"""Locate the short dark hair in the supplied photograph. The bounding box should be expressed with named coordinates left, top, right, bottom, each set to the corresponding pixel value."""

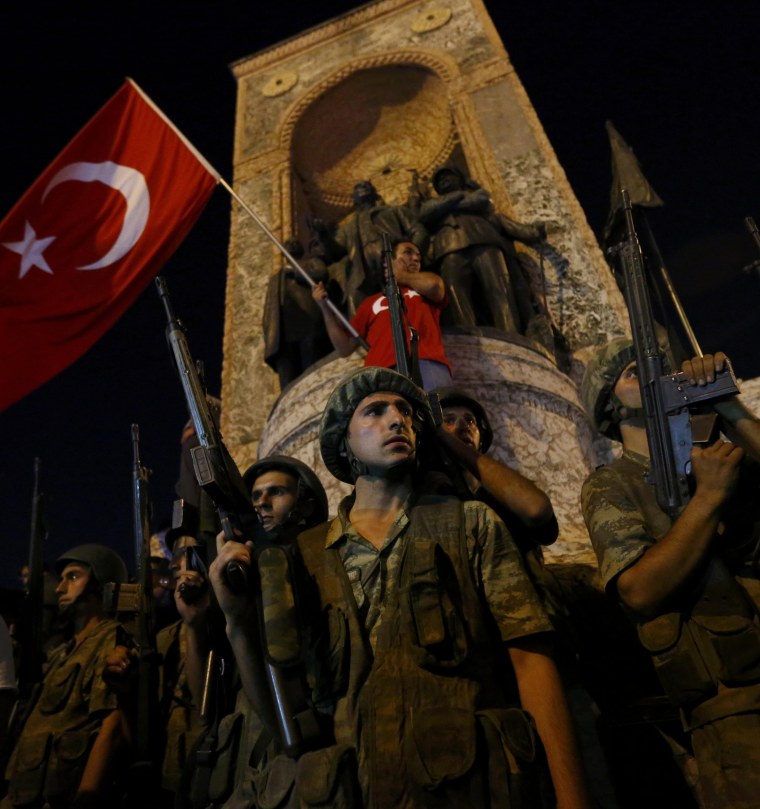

left=390, top=237, right=419, bottom=258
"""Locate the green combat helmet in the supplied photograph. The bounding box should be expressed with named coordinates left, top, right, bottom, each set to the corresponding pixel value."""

left=55, top=543, right=128, bottom=588
left=320, top=367, right=430, bottom=483
left=242, top=454, right=329, bottom=526
left=431, top=386, right=494, bottom=452
left=581, top=338, right=635, bottom=440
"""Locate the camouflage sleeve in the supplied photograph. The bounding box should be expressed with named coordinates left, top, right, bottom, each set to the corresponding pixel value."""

left=581, top=466, right=653, bottom=592
left=463, top=500, right=553, bottom=642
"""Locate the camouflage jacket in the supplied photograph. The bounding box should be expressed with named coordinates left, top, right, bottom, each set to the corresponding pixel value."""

left=297, top=494, right=553, bottom=809
left=4, top=618, right=121, bottom=807
left=581, top=450, right=760, bottom=716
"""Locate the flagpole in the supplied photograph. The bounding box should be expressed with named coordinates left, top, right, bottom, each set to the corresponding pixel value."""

left=218, top=177, right=370, bottom=350
left=128, top=78, right=368, bottom=350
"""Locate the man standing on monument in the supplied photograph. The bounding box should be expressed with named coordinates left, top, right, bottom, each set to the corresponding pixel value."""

left=312, top=239, right=452, bottom=391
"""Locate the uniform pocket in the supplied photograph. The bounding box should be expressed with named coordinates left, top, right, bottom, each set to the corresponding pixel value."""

left=254, top=753, right=297, bottom=809
left=406, top=544, right=470, bottom=670
left=691, top=614, right=760, bottom=686
left=637, top=612, right=715, bottom=705
left=405, top=706, right=476, bottom=788
left=295, top=744, right=362, bottom=809
left=7, top=732, right=52, bottom=807
left=207, top=711, right=245, bottom=802
left=478, top=708, right=554, bottom=809
left=45, top=730, right=94, bottom=804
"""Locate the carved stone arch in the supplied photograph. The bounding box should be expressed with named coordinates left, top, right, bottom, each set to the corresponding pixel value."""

left=281, top=50, right=461, bottom=228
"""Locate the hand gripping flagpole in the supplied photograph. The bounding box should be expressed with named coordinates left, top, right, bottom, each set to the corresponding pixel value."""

left=217, top=178, right=369, bottom=350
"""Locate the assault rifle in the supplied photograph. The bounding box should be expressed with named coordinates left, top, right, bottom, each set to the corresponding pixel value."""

left=381, top=233, right=422, bottom=387
left=17, top=458, right=45, bottom=697
left=127, top=424, right=161, bottom=796
left=617, top=190, right=739, bottom=516
left=156, top=276, right=323, bottom=759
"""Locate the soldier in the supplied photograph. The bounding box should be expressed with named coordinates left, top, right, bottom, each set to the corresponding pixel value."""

left=581, top=340, right=760, bottom=809
left=312, top=239, right=452, bottom=391
left=214, top=367, right=591, bottom=808
left=151, top=533, right=208, bottom=801
left=433, top=385, right=558, bottom=551
left=3, top=544, right=128, bottom=809
left=312, top=180, right=427, bottom=315
left=189, top=455, right=329, bottom=808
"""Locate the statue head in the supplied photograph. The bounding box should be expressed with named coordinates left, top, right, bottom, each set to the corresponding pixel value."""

left=352, top=180, right=381, bottom=209
left=432, top=164, right=466, bottom=195
left=283, top=237, right=305, bottom=259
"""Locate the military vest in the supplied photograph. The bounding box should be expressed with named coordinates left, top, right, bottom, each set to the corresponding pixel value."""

left=297, top=496, right=551, bottom=809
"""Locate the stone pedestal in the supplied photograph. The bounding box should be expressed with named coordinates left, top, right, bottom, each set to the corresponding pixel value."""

left=258, top=333, right=600, bottom=564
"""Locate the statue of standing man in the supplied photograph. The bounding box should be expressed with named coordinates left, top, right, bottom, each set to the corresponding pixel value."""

left=420, top=164, right=545, bottom=334
left=313, top=180, right=427, bottom=316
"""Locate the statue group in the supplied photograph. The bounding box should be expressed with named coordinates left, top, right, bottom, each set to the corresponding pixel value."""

left=263, top=163, right=550, bottom=388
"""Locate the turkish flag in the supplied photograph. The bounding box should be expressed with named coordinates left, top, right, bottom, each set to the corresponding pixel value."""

left=0, top=79, right=219, bottom=411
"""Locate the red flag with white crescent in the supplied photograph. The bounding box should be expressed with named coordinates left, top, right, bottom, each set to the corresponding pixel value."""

left=0, top=79, right=219, bottom=411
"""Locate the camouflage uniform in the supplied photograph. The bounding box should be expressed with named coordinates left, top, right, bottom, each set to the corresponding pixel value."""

left=156, top=619, right=204, bottom=796
left=295, top=492, right=554, bottom=809
left=582, top=449, right=760, bottom=809
left=3, top=618, right=121, bottom=808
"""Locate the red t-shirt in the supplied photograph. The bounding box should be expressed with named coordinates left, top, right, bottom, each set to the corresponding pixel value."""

left=351, top=286, right=450, bottom=371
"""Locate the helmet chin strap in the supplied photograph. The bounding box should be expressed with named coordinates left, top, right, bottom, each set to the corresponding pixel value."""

left=609, top=392, right=646, bottom=425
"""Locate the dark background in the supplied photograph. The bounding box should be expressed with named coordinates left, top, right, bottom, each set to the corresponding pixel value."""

left=1, top=0, right=759, bottom=588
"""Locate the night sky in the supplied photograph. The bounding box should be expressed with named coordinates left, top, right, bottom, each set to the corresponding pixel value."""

left=1, top=1, right=759, bottom=589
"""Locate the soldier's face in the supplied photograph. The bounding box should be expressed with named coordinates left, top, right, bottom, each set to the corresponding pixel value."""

left=251, top=470, right=300, bottom=531
left=55, top=563, right=92, bottom=608
left=614, top=362, right=643, bottom=411
left=347, top=391, right=416, bottom=473
left=442, top=406, right=481, bottom=450
left=393, top=242, right=421, bottom=274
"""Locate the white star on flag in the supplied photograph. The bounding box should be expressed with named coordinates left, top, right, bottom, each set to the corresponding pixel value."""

left=3, top=221, right=55, bottom=278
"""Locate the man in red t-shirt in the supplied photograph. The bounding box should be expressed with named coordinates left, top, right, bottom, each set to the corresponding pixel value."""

left=312, top=240, right=453, bottom=390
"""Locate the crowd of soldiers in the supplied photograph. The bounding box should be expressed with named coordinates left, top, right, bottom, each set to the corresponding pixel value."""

left=2, top=164, right=760, bottom=809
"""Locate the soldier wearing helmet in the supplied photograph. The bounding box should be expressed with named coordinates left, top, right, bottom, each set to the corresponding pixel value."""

left=218, top=366, right=591, bottom=808
left=3, top=544, right=128, bottom=808
left=180, top=455, right=329, bottom=808
left=433, top=386, right=558, bottom=552
left=581, top=343, right=760, bottom=808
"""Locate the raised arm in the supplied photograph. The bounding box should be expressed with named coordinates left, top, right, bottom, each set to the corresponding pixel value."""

left=312, top=281, right=360, bottom=357
left=395, top=267, right=446, bottom=303
left=611, top=439, right=743, bottom=617
left=436, top=427, right=556, bottom=530
left=209, top=534, right=278, bottom=735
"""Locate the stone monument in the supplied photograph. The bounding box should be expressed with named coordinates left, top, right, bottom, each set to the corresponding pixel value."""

left=222, top=0, right=632, bottom=563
